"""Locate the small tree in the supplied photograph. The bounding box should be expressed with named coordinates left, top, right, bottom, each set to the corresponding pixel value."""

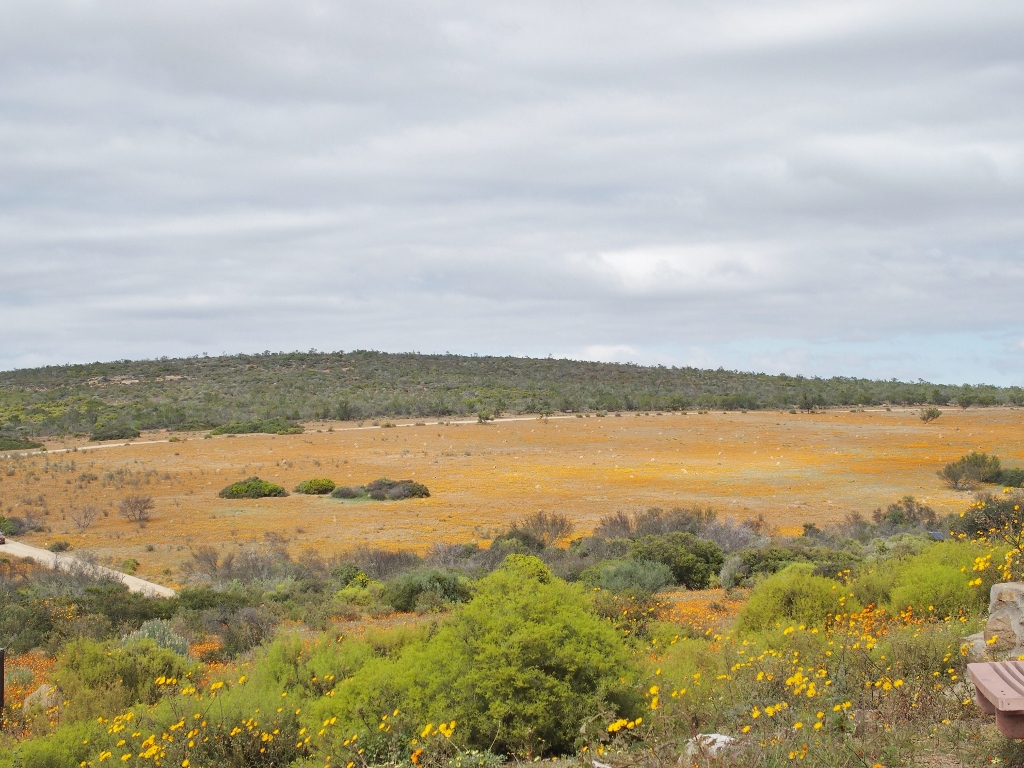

left=69, top=504, right=99, bottom=531
left=119, top=494, right=154, bottom=525
left=919, top=407, right=942, bottom=423
left=940, top=452, right=1002, bottom=490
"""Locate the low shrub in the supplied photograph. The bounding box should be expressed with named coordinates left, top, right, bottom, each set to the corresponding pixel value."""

left=219, top=476, right=288, bottom=499
left=939, top=451, right=1003, bottom=489
left=330, top=485, right=365, bottom=499
left=123, top=618, right=189, bottom=656
left=364, top=477, right=430, bottom=500
left=89, top=422, right=140, bottom=442
left=209, top=419, right=304, bottom=435
left=52, top=637, right=192, bottom=723
left=0, top=436, right=43, bottom=450
left=295, top=478, right=336, bottom=494
left=48, top=540, right=71, bottom=553
left=1000, top=467, right=1024, bottom=487
left=120, top=558, right=139, bottom=573
left=580, top=558, right=673, bottom=594
left=885, top=541, right=993, bottom=617
left=627, top=532, right=724, bottom=589
left=872, top=495, right=937, bottom=527
left=736, top=563, right=854, bottom=632
left=382, top=569, right=473, bottom=612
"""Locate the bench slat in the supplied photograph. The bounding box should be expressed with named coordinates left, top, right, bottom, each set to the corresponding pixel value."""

left=969, top=662, right=1024, bottom=713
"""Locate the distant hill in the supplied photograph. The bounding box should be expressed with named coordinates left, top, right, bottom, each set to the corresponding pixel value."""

left=1, top=350, right=1020, bottom=439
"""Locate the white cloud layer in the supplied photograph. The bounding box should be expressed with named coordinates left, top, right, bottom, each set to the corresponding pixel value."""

left=2, top=0, right=1024, bottom=383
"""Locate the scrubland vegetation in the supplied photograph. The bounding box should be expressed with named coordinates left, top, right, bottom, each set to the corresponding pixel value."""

left=1, top=351, right=1022, bottom=440
left=4, top=484, right=1024, bottom=767
left=2, top=363, right=1023, bottom=766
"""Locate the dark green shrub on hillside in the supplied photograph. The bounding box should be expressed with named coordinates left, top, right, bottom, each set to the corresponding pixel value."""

left=0, top=436, right=43, bottom=450
left=316, top=555, right=639, bottom=756
left=628, top=532, right=724, bottom=589
left=0, top=515, right=18, bottom=535
left=736, top=564, right=854, bottom=632
left=48, top=540, right=71, bottom=552
left=52, top=637, right=193, bottom=723
left=89, top=421, right=140, bottom=441
left=209, top=419, right=304, bottom=435
left=296, top=478, right=336, bottom=494
left=940, top=451, right=1002, bottom=489
left=219, top=476, right=288, bottom=499
left=382, top=569, right=472, bottom=612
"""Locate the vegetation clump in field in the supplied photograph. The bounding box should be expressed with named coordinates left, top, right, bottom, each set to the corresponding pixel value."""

left=939, top=451, right=1024, bottom=489
left=330, top=478, right=430, bottom=500
left=88, top=420, right=140, bottom=441
left=209, top=418, right=303, bottom=435
left=0, top=436, right=43, bottom=450
left=218, top=476, right=288, bottom=499
left=295, top=477, right=336, bottom=494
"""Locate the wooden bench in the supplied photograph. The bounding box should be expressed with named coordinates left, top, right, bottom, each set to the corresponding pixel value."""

left=968, top=661, right=1024, bottom=738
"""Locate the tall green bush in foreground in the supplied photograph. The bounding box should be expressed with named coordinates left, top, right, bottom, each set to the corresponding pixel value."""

left=317, top=555, right=638, bottom=757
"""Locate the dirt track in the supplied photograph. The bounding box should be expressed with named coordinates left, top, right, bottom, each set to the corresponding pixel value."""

left=0, top=538, right=176, bottom=597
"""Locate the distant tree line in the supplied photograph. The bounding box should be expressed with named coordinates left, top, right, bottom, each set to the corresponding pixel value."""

left=0, top=350, right=1021, bottom=438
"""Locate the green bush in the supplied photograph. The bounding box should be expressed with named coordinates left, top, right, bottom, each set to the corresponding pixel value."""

left=209, top=419, right=304, bottom=435
left=1000, top=468, right=1024, bottom=487
left=0, top=436, right=43, bottom=450
left=580, top=558, right=673, bottom=594
left=123, top=618, right=189, bottom=656
left=218, top=476, right=288, bottom=499
left=330, top=485, right=365, bottom=499
left=48, top=540, right=71, bottom=552
left=296, top=477, right=337, bottom=494
left=885, top=541, right=991, bottom=618
left=940, top=451, right=1003, bottom=489
left=0, top=721, right=105, bottom=768
left=382, top=569, right=472, bottom=612
left=737, top=564, right=854, bottom=632
left=316, top=555, right=639, bottom=756
left=872, top=496, right=937, bottom=527
left=89, top=421, right=140, bottom=442
left=0, top=515, right=17, bottom=535
left=364, top=477, right=430, bottom=500
left=627, top=532, right=724, bottom=589
left=51, top=637, right=192, bottom=723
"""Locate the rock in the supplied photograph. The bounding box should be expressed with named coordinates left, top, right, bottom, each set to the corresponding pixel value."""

left=682, top=733, right=739, bottom=761
left=962, top=631, right=987, bottom=662
left=985, top=583, right=1024, bottom=660
left=22, top=683, right=59, bottom=712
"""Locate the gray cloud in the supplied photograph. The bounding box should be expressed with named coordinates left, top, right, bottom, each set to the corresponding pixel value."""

left=2, top=0, right=1023, bottom=383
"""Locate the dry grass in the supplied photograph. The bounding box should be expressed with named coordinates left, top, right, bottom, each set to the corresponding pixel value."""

left=2, top=407, right=1022, bottom=586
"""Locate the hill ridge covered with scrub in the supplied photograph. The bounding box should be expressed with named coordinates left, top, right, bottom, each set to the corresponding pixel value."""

left=2, top=350, right=1022, bottom=439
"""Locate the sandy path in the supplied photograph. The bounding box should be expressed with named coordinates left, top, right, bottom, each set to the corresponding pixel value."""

left=0, top=538, right=176, bottom=598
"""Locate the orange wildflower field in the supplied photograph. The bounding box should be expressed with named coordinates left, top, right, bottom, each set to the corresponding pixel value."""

left=2, top=407, right=1022, bottom=587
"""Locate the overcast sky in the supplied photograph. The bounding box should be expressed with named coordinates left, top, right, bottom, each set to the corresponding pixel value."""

left=2, top=1, right=1023, bottom=384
